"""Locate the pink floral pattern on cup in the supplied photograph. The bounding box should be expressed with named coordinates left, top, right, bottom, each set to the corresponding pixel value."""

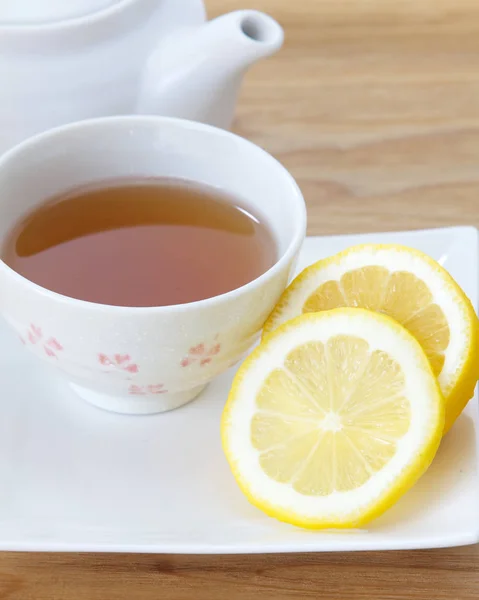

left=180, top=338, right=221, bottom=367
left=21, top=324, right=63, bottom=359
left=98, top=353, right=139, bottom=374
left=129, top=384, right=167, bottom=396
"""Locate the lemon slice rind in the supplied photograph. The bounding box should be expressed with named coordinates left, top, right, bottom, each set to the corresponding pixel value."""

left=263, top=244, right=479, bottom=433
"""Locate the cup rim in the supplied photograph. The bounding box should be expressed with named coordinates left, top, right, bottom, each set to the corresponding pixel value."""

left=0, top=115, right=307, bottom=314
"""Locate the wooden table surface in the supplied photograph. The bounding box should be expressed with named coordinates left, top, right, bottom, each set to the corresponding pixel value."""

left=3, top=0, right=479, bottom=598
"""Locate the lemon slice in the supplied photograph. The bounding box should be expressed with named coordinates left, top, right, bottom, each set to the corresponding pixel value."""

left=263, top=244, right=479, bottom=433
left=222, top=309, right=444, bottom=528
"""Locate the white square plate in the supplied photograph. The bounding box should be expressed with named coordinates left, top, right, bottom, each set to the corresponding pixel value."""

left=1, top=227, right=478, bottom=553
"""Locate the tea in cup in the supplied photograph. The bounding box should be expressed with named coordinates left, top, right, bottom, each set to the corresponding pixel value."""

left=3, top=178, right=278, bottom=307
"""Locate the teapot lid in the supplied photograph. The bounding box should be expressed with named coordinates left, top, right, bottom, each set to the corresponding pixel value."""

left=0, top=0, right=120, bottom=25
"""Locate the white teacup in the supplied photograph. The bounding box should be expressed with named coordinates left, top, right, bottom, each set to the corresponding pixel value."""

left=0, top=116, right=306, bottom=414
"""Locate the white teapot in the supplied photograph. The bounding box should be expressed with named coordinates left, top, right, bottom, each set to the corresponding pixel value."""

left=0, top=0, right=283, bottom=154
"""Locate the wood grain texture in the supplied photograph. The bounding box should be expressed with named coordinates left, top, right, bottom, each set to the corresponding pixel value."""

left=2, top=1, right=479, bottom=598
left=224, top=0, right=479, bottom=235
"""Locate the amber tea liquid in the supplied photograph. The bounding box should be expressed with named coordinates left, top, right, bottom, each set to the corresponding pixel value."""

left=2, top=178, right=277, bottom=307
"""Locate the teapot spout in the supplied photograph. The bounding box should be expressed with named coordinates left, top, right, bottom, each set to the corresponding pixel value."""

left=136, top=10, right=284, bottom=130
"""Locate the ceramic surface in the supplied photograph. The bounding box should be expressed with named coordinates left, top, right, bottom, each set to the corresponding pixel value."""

left=0, top=116, right=306, bottom=413
left=0, top=0, right=118, bottom=23
left=0, top=0, right=283, bottom=153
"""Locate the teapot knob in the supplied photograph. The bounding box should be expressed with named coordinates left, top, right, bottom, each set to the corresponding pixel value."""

left=0, top=0, right=117, bottom=24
